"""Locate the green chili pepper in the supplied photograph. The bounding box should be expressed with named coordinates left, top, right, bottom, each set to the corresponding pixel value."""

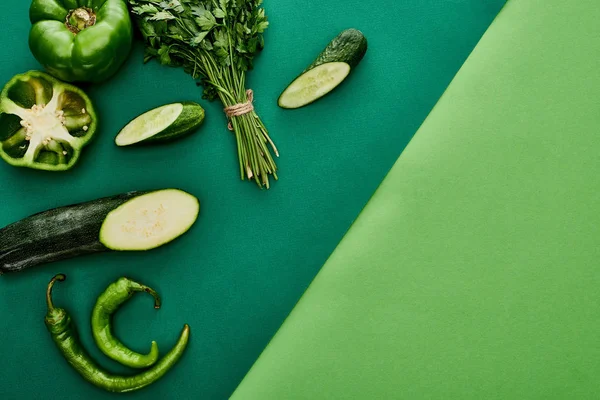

left=0, top=71, right=97, bottom=171
left=92, top=277, right=162, bottom=368
left=29, top=0, right=133, bottom=83
left=45, top=274, right=190, bottom=393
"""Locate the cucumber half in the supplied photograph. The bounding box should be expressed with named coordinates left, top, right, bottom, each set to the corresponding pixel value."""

left=0, top=189, right=200, bottom=275
left=115, top=102, right=205, bottom=146
left=278, top=63, right=351, bottom=109
left=278, top=29, right=367, bottom=109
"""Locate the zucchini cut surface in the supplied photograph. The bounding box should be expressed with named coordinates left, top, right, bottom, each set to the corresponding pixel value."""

left=278, top=62, right=351, bottom=109
left=99, top=189, right=199, bottom=251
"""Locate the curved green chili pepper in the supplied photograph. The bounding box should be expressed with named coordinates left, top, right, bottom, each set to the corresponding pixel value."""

left=45, top=274, right=190, bottom=393
left=91, top=277, right=161, bottom=368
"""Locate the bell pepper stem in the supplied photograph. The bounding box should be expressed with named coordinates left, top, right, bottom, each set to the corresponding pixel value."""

left=47, top=274, right=66, bottom=312
left=66, top=8, right=97, bottom=34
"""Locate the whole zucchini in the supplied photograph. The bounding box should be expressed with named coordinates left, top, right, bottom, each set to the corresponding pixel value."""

left=0, top=189, right=200, bottom=274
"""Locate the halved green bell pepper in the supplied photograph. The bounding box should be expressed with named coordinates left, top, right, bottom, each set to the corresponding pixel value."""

left=0, top=71, right=97, bottom=171
left=29, top=0, right=133, bottom=83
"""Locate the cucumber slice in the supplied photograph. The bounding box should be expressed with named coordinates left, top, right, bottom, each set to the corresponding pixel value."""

left=278, top=29, right=367, bottom=109
left=100, top=189, right=199, bottom=251
left=278, top=63, right=351, bottom=109
left=115, top=102, right=204, bottom=146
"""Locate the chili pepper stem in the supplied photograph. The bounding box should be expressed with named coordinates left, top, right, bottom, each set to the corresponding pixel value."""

left=145, top=287, right=161, bottom=309
left=46, top=274, right=66, bottom=311
left=128, top=281, right=161, bottom=309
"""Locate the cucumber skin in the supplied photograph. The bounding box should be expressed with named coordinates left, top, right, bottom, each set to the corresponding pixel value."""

left=278, top=29, right=368, bottom=109
left=0, top=191, right=149, bottom=275
left=119, top=102, right=205, bottom=146
left=307, top=29, right=368, bottom=71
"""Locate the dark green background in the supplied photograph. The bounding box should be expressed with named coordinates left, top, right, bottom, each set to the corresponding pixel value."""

left=0, top=1, right=504, bottom=399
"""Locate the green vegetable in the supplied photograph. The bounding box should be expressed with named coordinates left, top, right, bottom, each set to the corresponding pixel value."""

left=29, top=0, right=133, bottom=83
left=45, top=274, right=190, bottom=393
left=278, top=29, right=368, bottom=109
left=115, top=102, right=205, bottom=146
left=0, top=70, right=97, bottom=171
left=128, top=0, right=279, bottom=188
left=92, top=277, right=162, bottom=369
left=99, top=189, right=199, bottom=251
left=0, top=189, right=200, bottom=275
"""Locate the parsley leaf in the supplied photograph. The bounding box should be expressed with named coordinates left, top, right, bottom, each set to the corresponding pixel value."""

left=195, top=10, right=216, bottom=30
left=132, top=4, right=158, bottom=14
left=149, top=11, right=176, bottom=21
left=190, top=31, right=210, bottom=47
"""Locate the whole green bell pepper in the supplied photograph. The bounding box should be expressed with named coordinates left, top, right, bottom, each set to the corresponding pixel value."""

left=29, top=0, right=133, bottom=83
left=0, top=71, right=98, bottom=171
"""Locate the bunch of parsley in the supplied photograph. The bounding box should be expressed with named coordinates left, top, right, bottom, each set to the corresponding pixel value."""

left=128, top=0, right=278, bottom=188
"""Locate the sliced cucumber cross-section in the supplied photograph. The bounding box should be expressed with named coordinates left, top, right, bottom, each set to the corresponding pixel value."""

left=278, top=29, right=367, bottom=109
left=278, top=62, right=351, bottom=109
left=115, top=102, right=205, bottom=146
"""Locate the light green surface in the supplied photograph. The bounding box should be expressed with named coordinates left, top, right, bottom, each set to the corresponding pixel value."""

left=0, top=1, right=504, bottom=399
left=232, top=0, right=600, bottom=398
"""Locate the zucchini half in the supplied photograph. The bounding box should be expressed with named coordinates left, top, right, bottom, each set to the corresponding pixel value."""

left=0, top=189, right=199, bottom=275
left=278, top=29, right=368, bottom=109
